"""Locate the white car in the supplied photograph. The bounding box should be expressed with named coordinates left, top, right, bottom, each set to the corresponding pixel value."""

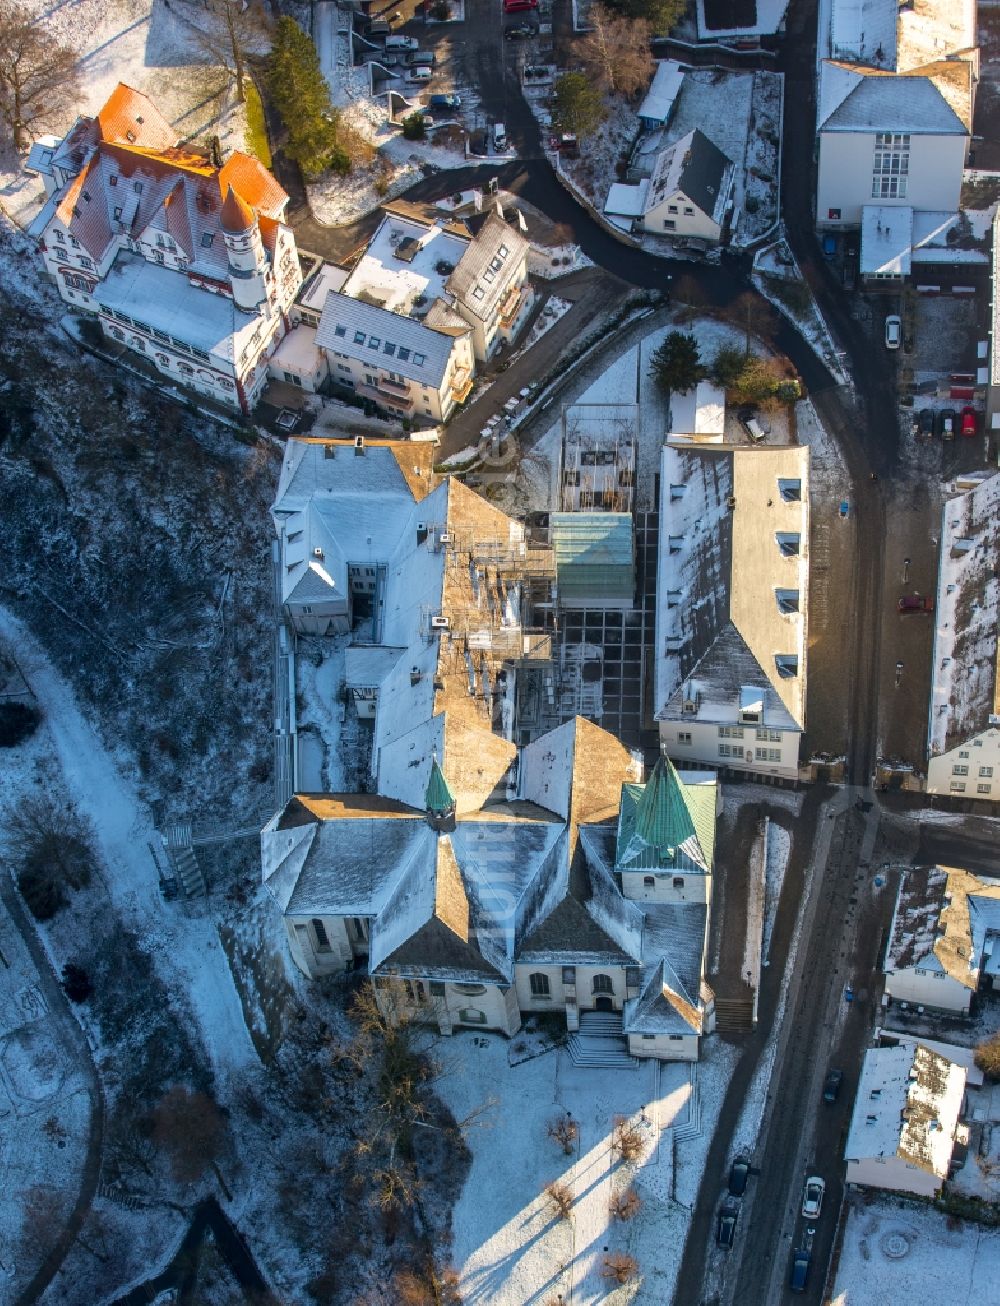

left=884, top=314, right=901, bottom=350
left=406, top=66, right=432, bottom=82
left=802, top=1176, right=825, bottom=1220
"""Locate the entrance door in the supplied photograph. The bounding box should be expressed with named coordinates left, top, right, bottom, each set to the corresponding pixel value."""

left=594, top=995, right=614, bottom=1012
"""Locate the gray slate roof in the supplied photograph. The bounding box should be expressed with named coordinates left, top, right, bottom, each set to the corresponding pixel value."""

left=647, top=129, right=732, bottom=222
left=316, top=290, right=459, bottom=387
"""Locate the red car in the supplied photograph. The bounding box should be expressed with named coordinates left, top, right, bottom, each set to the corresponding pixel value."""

left=503, top=0, right=538, bottom=10
left=898, top=595, right=933, bottom=613
left=961, top=406, right=977, bottom=437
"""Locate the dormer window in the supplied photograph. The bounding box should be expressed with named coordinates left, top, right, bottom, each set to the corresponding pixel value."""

left=201, top=232, right=215, bottom=248
left=126, top=130, right=136, bottom=143
left=472, top=286, right=485, bottom=300
left=775, top=655, right=799, bottom=678
left=778, top=478, right=801, bottom=501
left=109, top=175, right=118, bottom=187
left=133, top=180, right=143, bottom=194
left=776, top=589, right=799, bottom=614
left=334, top=325, right=346, bottom=338
left=668, top=535, right=683, bottom=554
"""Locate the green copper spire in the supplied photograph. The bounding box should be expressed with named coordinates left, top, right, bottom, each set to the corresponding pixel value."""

left=425, top=757, right=455, bottom=816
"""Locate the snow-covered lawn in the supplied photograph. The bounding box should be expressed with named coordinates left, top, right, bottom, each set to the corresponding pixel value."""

left=831, top=1197, right=1000, bottom=1305
left=752, top=236, right=850, bottom=385
left=1, top=0, right=253, bottom=229
left=436, top=1033, right=739, bottom=1304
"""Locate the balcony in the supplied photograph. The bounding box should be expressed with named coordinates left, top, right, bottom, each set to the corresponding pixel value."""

left=450, top=368, right=473, bottom=403
left=379, top=375, right=411, bottom=394
left=357, top=382, right=414, bottom=413
left=497, top=285, right=525, bottom=329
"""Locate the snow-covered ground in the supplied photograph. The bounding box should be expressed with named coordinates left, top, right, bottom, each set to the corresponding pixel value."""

left=763, top=820, right=790, bottom=963
left=831, top=1197, right=1000, bottom=1305
left=0, top=0, right=253, bottom=229
left=753, top=235, right=851, bottom=385
left=436, top=1032, right=739, bottom=1304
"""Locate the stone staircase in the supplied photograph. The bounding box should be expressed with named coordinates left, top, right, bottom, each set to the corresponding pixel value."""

left=567, top=1011, right=639, bottom=1070
left=162, top=821, right=208, bottom=897
left=714, top=995, right=755, bottom=1034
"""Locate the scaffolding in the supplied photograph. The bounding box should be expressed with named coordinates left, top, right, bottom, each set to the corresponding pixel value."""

left=559, top=403, right=639, bottom=514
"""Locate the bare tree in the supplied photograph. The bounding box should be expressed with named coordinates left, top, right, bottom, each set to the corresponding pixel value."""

left=544, top=1180, right=574, bottom=1220
left=0, top=2, right=79, bottom=150
left=150, top=1086, right=226, bottom=1184
left=603, top=1251, right=639, bottom=1284
left=578, top=4, right=653, bottom=98
left=183, top=0, right=271, bottom=104
left=547, top=1113, right=579, bottom=1155
left=611, top=1115, right=646, bottom=1163
left=8, top=793, right=98, bottom=920
left=609, top=1185, right=642, bottom=1220
left=394, top=1260, right=462, bottom=1305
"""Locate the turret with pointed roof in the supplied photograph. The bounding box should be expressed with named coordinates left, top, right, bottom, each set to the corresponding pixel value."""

left=425, top=757, right=456, bottom=832
left=615, top=756, right=714, bottom=876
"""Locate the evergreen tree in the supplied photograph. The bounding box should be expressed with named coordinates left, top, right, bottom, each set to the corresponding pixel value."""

left=268, top=18, right=342, bottom=178
left=649, top=332, right=705, bottom=395
left=552, top=73, right=605, bottom=138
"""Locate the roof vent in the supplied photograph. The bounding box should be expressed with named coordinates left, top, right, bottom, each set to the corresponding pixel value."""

left=324, top=445, right=336, bottom=459
left=354, top=435, right=365, bottom=455
left=313, top=547, right=324, bottom=559
left=417, top=522, right=428, bottom=546
left=410, top=666, right=422, bottom=686
left=431, top=615, right=450, bottom=630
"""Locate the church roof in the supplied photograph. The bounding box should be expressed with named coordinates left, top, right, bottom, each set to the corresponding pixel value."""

left=616, top=757, right=714, bottom=874
left=425, top=758, right=455, bottom=814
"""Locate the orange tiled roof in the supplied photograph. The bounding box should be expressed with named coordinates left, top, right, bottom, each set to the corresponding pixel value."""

left=221, top=184, right=254, bottom=233
left=219, top=153, right=288, bottom=217
left=96, top=84, right=176, bottom=150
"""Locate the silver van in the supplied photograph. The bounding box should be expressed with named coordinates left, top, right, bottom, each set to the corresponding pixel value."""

left=493, top=121, right=508, bottom=152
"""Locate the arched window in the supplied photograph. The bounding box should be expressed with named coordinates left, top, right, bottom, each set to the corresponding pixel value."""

left=529, top=973, right=550, bottom=997
left=592, top=974, right=614, bottom=995
left=458, top=1007, right=487, bottom=1024
left=643, top=875, right=655, bottom=887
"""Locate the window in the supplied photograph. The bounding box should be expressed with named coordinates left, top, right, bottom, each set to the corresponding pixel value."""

left=683, top=206, right=694, bottom=215
left=777, top=533, right=800, bottom=556
left=643, top=876, right=655, bottom=887
left=776, top=589, right=799, bottom=614
left=718, top=726, right=744, bottom=739
left=201, top=232, right=215, bottom=248
left=55, top=229, right=65, bottom=242
left=113, top=206, right=123, bottom=220
left=667, top=204, right=679, bottom=214
left=383, top=342, right=396, bottom=355
left=133, top=180, right=143, bottom=194
left=677, top=731, right=692, bottom=745
left=458, top=1007, right=487, bottom=1024
left=672, top=875, right=685, bottom=889
left=109, top=175, right=118, bottom=187
left=951, top=781, right=966, bottom=793
left=472, top=285, right=486, bottom=300
left=643, top=1034, right=656, bottom=1041
left=663, top=219, right=676, bottom=231
left=778, top=478, right=801, bottom=501
left=529, top=973, right=550, bottom=997
left=368, top=336, right=380, bottom=349
left=755, top=747, right=782, bottom=761
left=953, top=764, right=969, bottom=776
left=483, top=268, right=495, bottom=283
left=562, top=967, right=576, bottom=985
left=592, top=974, right=614, bottom=994
left=333, top=324, right=346, bottom=338
left=398, top=347, right=411, bottom=362
left=669, top=1034, right=684, bottom=1041
left=353, top=330, right=366, bottom=344
left=719, top=744, right=734, bottom=758
left=498, top=243, right=509, bottom=257
left=980, top=767, right=993, bottom=778
left=871, top=133, right=909, bottom=200
left=311, top=918, right=331, bottom=951
left=959, top=750, right=970, bottom=758
left=756, top=728, right=781, bottom=742
left=775, top=655, right=799, bottom=679
left=413, top=352, right=426, bottom=366
left=977, top=783, right=992, bottom=794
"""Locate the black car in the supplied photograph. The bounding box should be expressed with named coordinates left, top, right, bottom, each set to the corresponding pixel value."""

left=790, top=1247, right=810, bottom=1293
left=823, top=1068, right=844, bottom=1103
left=728, top=1157, right=749, bottom=1197
left=505, top=23, right=537, bottom=37
left=468, top=129, right=488, bottom=156
left=716, top=1196, right=740, bottom=1248
left=918, top=408, right=934, bottom=437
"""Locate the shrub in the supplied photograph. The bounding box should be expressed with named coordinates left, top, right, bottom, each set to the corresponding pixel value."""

left=0, top=701, right=40, bottom=747
left=402, top=112, right=426, bottom=141
left=603, top=1251, right=639, bottom=1283
left=610, top=1185, right=642, bottom=1220
left=611, top=1116, right=645, bottom=1163
left=975, top=1032, right=1000, bottom=1082
left=61, top=963, right=93, bottom=1003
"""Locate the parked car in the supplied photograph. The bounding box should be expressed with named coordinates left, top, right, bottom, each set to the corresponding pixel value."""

left=503, top=0, right=539, bottom=9
left=823, top=1068, right=844, bottom=1102
left=961, top=406, right=977, bottom=437
left=492, top=121, right=508, bottom=152
left=839, top=499, right=850, bottom=519
left=428, top=92, right=461, bottom=109
left=937, top=408, right=956, bottom=441
left=406, top=50, right=436, bottom=67
left=918, top=408, right=934, bottom=437
left=728, top=1157, right=749, bottom=1197
left=716, top=1196, right=740, bottom=1248
left=898, top=594, right=933, bottom=613
left=468, top=129, right=488, bottom=156
left=802, top=1176, right=825, bottom=1220
left=406, top=66, right=433, bottom=82
left=385, top=34, right=419, bottom=50
left=884, top=314, right=902, bottom=349
left=505, top=22, right=537, bottom=37
left=790, top=1248, right=811, bottom=1293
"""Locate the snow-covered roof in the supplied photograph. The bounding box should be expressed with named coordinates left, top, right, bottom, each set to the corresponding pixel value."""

left=646, top=129, right=733, bottom=225
left=638, top=61, right=686, bottom=125
left=316, top=291, right=461, bottom=389
left=887, top=865, right=1000, bottom=989
left=895, top=0, right=977, bottom=74
left=845, top=1042, right=967, bottom=1181
left=343, top=207, right=470, bottom=317
left=828, top=0, right=898, bottom=68
left=667, top=380, right=726, bottom=441
left=860, top=206, right=913, bottom=277
left=94, top=256, right=266, bottom=363
left=272, top=323, right=321, bottom=375
left=446, top=212, right=530, bottom=327
left=298, top=261, right=348, bottom=314
left=819, top=65, right=970, bottom=134
left=654, top=443, right=809, bottom=731
left=928, top=472, right=1000, bottom=755
left=604, top=181, right=650, bottom=220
